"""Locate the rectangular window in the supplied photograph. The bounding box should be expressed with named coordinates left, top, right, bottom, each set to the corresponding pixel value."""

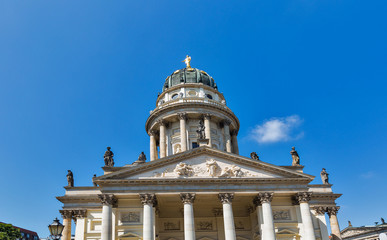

left=192, top=142, right=199, bottom=149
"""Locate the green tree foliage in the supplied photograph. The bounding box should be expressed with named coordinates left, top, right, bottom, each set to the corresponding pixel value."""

left=0, top=223, right=21, bottom=240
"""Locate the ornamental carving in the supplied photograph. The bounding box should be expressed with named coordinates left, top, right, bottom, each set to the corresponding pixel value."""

left=314, top=206, right=327, bottom=215
left=218, top=193, right=234, bottom=204
left=223, top=119, right=231, bottom=126
left=157, top=119, right=166, bottom=126
left=296, top=192, right=312, bottom=203
left=121, top=212, right=140, bottom=223
left=98, top=194, right=117, bottom=206
left=177, top=112, right=187, bottom=120
left=219, top=165, right=244, bottom=178
left=73, top=209, right=87, bottom=218
left=149, top=129, right=157, bottom=136
left=206, top=159, right=218, bottom=177
left=255, top=192, right=274, bottom=204
left=139, top=193, right=157, bottom=206
left=212, top=208, right=223, bottom=217
left=273, top=210, right=291, bottom=220
left=174, top=162, right=194, bottom=177
left=327, top=206, right=340, bottom=216
left=197, top=221, right=213, bottom=230
left=180, top=193, right=196, bottom=204
left=59, top=210, right=73, bottom=219
left=203, top=113, right=211, bottom=120
left=164, top=221, right=180, bottom=230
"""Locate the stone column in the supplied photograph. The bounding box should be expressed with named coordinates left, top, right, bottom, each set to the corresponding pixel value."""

left=178, top=113, right=188, bottom=151
left=218, top=193, right=236, bottom=240
left=296, top=192, right=316, bottom=240
left=59, top=210, right=72, bottom=240
left=98, top=194, right=117, bottom=240
left=223, top=119, right=232, bottom=153
left=158, top=120, right=167, bottom=158
left=231, top=130, right=239, bottom=154
left=74, top=210, right=87, bottom=240
left=327, top=207, right=342, bottom=240
left=255, top=192, right=276, bottom=240
left=314, top=207, right=329, bottom=240
left=180, top=193, right=196, bottom=240
left=203, top=114, right=212, bottom=147
left=140, top=194, right=157, bottom=240
left=149, top=130, right=157, bottom=161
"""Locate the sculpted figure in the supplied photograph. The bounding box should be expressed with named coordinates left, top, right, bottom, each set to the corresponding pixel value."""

left=175, top=144, right=181, bottom=154
left=219, top=167, right=233, bottom=178
left=196, top=120, right=206, bottom=139
left=104, top=147, right=114, bottom=167
left=320, top=168, right=329, bottom=184
left=67, top=170, right=74, bottom=187
left=138, top=152, right=146, bottom=162
left=174, top=162, right=193, bottom=177
left=232, top=165, right=243, bottom=177
left=250, top=152, right=260, bottom=161
left=290, top=147, right=300, bottom=166
left=206, top=159, right=218, bottom=177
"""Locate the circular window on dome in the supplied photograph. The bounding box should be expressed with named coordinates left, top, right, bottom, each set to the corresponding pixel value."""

left=206, top=94, right=213, bottom=99
left=188, top=90, right=197, bottom=96
left=171, top=94, right=179, bottom=100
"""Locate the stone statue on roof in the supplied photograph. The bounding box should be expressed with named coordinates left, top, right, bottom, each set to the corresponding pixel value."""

left=290, top=147, right=300, bottom=166
left=104, top=147, right=114, bottom=167
left=321, top=168, right=329, bottom=184
left=67, top=170, right=74, bottom=187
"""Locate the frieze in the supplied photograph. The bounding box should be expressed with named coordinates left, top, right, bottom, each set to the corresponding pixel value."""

left=196, top=221, right=213, bottom=230
left=273, top=210, right=291, bottom=220
left=163, top=220, right=180, bottom=231
left=121, top=212, right=141, bottom=223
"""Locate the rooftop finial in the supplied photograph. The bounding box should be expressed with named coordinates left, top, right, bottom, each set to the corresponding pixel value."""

left=183, top=55, right=192, bottom=68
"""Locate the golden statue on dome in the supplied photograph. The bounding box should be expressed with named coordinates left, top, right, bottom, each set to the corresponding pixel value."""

left=183, top=55, right=192, bottom=68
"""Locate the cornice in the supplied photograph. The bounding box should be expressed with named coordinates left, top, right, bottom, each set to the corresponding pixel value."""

left=56, top=195, right=100, bottom=204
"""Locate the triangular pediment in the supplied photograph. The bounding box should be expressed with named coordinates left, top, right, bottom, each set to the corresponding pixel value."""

left=96, top=147, right=314, bottom=183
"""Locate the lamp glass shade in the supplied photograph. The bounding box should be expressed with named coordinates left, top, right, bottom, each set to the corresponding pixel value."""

left=48, top=218, right=64, bottom=237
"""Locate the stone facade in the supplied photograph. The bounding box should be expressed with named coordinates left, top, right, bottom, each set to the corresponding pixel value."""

left=57, top=59, right=342, bottom=240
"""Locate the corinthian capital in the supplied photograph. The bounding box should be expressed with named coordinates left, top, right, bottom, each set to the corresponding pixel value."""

left=156, top=119, right=166, bottom=126
left=203, top=113, right=211, bottom=120
left=139, top=193, right=157, bottom=206
left=98, top=194, right=117, bottom=206
left=73, top=209, right=87, bottom=218
left=149, top=130, right=157, bottom=136
left=327, top=206, right=340, bottom=216
left=296, top=192, right=312, bottom=203
left=218, top=193, right=234, bottom=204
left=223, top=119, right=231, bottom=126
left=313, top=206, right=327, bottom=215
left=255, top=192, right=274, bottom=204
left=180, top=193, right=196, bottom=204
left=177, top=113, right=187, bottom=120
left=59, top=210, right=73, bottom=219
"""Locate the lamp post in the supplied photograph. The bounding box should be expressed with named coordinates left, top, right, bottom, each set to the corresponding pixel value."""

left=48, top=218, right=64, bottom=240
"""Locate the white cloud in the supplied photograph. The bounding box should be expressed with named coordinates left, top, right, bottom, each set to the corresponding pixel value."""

left=250, top=115, right=304, bottom=143
left=360, top=171, right=376, bottom=179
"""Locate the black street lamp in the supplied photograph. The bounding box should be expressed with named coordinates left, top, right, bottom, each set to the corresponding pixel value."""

left=48, top=218, right=64, bottom=240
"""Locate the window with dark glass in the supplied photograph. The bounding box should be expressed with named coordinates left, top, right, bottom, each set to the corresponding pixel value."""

left=206, top=94, right=213, bottom=99
left=192, top=142, right=199, bottom=149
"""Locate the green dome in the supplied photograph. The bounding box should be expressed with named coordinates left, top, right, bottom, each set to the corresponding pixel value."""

left=162, top=68, right=217, bottom=92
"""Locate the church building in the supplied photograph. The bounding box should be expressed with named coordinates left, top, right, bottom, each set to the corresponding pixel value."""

left=57, top=56, right=342, bottom=240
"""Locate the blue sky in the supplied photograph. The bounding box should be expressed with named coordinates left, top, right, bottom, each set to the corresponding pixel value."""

left=1, top=0, right=386, bottom=237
